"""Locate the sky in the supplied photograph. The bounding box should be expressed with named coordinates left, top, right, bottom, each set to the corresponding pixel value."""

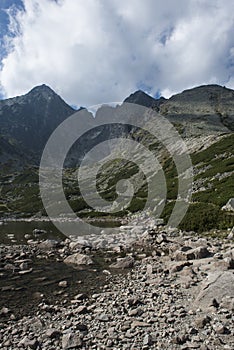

left=1, top=0, right=234, bottom=107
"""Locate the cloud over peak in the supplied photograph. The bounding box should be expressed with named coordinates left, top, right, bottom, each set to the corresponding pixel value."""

left=1, top=0, right=234, bottom=106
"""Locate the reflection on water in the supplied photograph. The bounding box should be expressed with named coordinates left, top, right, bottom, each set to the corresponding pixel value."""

left=0, top=220, right=66, bottom=245
left=0, top=218, right=122, bottom=245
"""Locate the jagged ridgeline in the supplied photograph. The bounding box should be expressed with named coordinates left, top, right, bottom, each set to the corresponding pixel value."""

left=0, top=84, right=233, bottom=232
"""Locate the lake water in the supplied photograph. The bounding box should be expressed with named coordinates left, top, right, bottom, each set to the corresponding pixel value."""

left=0, top=220, right=65, bottom=244
left=0, top=218, right=123, bottom=319
left=0, top=218, right=121, bottom=244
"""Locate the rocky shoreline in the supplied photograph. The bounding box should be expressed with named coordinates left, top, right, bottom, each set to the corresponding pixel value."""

left=0, top=220, right=233, bottom=349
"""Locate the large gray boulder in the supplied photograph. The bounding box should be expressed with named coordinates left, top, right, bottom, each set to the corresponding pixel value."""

left=195, top=271, right=234, bottom=309
left=173, top=246, right=211, bottom=261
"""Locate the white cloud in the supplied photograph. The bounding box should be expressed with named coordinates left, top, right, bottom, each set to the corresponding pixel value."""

left=1, top=0, right=234, bottom=106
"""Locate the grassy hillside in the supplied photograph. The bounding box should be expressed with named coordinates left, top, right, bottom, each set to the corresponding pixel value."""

left=162, top=134, right=234, bottom=232
left=0, top=134, right=233, bottom=233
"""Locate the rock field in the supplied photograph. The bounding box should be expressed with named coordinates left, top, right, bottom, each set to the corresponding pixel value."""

left=0, top=218, right=233, bottom=349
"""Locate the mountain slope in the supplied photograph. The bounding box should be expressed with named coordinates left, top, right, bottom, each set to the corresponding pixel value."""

left=0, top=84, right=233, bottom=232
left=0, top=84, right=75, bottom=166
left=1, top=83, right=234, bottom=170
left=159, top=85, right=234, bottom=135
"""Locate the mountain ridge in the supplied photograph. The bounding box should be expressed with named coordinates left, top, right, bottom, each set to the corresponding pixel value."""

left=0, top=84, right=233, bottom=232
left=0, top=83, right=234, bottom=170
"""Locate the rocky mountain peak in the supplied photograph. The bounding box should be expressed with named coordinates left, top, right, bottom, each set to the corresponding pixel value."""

left=0, top=84, right=75, bottom=162
left=124, top=90, right=166, bottom=110
left=124, top=90, right=157, bottom=108
left=27, top=84, right=59, bottom=100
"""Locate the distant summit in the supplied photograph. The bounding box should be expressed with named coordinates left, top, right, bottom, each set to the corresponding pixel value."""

left=124, top=90, right=157, bottom=108
left=124, top=90, right=166, bottom=110
left=27, top=84, right=58, bottom=99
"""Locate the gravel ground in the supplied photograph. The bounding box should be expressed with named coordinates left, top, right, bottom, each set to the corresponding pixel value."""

left=0, top=220, right=233, bottom=349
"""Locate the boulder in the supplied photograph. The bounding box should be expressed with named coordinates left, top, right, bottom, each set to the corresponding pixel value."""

left=170, top=261, right=192, bottom=273
left=64, top=253, right=93, bottom=266
left=174, top=246, right=211, bottom=261
left=195, top=271, right=234, bottom=309
left=38, top=239, right=59, bottom=250
left=33, top=228, right=47, bottom=235
left=59, top=281, right=68, bottom=288
left=62, top=332, right=82, bottom=349
left=45, top=328, right=61, bottom=339
left=110, top=256, right=134, bottom=269
left=19, top=337, right=39, bottom=349
left=222, top=198, right=234, bottom=212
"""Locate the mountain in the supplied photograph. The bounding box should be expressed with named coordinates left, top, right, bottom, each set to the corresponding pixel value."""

left=124, top=89, right=166, bottom=109
left=1, top=83, right=234, bottom=170
left=0, top=84, right=75, bottom=167
left=159, top=85, right=234, bottom=135
left=0, top=84, right=233, bottom=232
left=124, top=85, right=234, bottom=137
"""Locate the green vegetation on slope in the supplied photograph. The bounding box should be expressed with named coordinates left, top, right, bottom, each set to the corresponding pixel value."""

left=0, top=134, right=233, bottom=233
left=161, top=134, right=234, bottom=232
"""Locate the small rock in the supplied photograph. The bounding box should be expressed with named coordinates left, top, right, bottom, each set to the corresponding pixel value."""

left=33, top=228, right=47, bottom=235
left=62, top=332, right=82, bottom=349
left=213, top=324, right=231, bottom=335
left=59, top=281, right=68, bottom=288
left=19, top=337, right=39, bottom=349
left=96, top=313, right=109, bottom=322
left=156, top=233, right=167, bottom=244
left=143, top=334, right=153, bottom=346
left=19, top=262, right=28, bottom=270
left=131, top=321, right=150, bottom=328
left=76, top=305, right=88, bottom=314
left=194, top=315, right=211, bottom=329
left=38, top=239, right=59, bottom=250
left=171, top=261, right=192, bottom=273
left=174, top=246, right=210, bottom=261
left=45, top=328, right=61, bottom=339
left=18, top=268, right=33, bottom=275
left=0, top=307, right=9, bottom=315
left=74, top=293, right=88, bottom=300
